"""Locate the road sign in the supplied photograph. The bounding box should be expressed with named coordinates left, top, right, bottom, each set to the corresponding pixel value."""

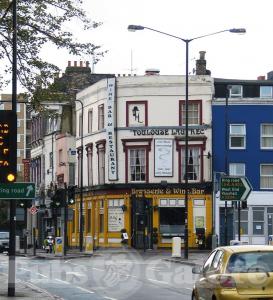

left=29, top=206, right=38, bottom=215
left=220, top=176, right=252, bottom=201
left=0, top=182, right=35, bottom=199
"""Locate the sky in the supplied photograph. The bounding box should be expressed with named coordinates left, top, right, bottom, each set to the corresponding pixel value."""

left=3, top=0, right=273, bottom=94
left=63, top=0, right=273, bottom=80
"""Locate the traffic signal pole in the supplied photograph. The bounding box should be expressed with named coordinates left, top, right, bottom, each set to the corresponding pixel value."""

left=8, top=0, right=17, bottom=296
left=63, top=184, right=68, bottom=256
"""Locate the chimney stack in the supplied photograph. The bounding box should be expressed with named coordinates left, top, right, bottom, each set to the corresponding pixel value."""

left=145, top=68, right=160, bottom=76
left=257, top=75, right=265, bottom=80
left=195, top=51, right=207, bottom=75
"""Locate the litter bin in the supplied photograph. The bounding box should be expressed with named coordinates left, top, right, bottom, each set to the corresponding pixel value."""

left=172, top=237, right=181, bottom=258
left=268, top=235, right=273, bottom=245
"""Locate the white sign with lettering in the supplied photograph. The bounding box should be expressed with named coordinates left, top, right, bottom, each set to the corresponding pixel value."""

left=106, top=78, right=118, bottom=180
left=108, top=207, right=124, bottom=232
left=154, top=139, right=173, bottom=177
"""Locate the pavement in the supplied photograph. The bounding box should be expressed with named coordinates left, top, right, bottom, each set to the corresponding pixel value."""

left=0, top=247, right=210, bottom=299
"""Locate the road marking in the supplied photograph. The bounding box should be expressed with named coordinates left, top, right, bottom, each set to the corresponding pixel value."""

left=104, top=297, right=117, bottom=300
left=147, top=267, right=163, bottom=271
left=148, top=278, right=168, bottom=284
left=55, top=279, right=69, bottom=285
left=19, top=267, right=30, bottom=272
left=77, top=286, right=95, bottom=294
left=66, top=271, right=85, bottom=277
left=36, top=272, right=48, bottom=278
left=92, top=267, right=104, bottom=272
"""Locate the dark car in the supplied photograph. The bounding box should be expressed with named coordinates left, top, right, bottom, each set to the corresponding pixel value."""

left=0, top=232, right=9, bottom=253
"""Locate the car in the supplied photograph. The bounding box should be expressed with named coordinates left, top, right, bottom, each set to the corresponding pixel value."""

left=0, top=232, right=9, bottom=253
left=192, top=245, right=273, bottom=300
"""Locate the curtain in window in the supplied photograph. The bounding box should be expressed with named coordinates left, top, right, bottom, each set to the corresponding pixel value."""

left=182, top=148, right=200, bottom=181
left=130, top=149, right=146, bottom=181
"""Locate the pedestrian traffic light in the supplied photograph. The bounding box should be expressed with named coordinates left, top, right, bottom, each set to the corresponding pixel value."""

left=0, top=111, right=17, bottom=183
left=241, top=201, right=247, bottom=209
left=18, top=199, right=32, bottom=208
left=68, top=185, right=76, bottom=205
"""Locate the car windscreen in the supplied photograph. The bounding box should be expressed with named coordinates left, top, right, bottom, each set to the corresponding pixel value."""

left=227, top=251, right=273, bottom=273
left=0, top=232, right=9, bottom=239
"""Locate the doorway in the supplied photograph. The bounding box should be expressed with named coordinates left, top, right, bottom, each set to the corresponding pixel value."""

left=131, top=196, right=152, bottom=250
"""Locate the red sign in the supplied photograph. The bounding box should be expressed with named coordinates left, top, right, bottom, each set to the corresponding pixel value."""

left=22, top=159, right=30, bottom=182
left=29, top=206, right=38, bottom=215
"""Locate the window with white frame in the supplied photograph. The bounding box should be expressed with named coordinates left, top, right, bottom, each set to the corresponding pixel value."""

left=235, top=209, right=248, bottom=235
left=88, top=109, right=93, bottom=133
left=260, top=86, right=272, bottom=98
left=260, top=164, right=273, bottom=189
left=181, top=147, right=201, bottom=181
left=229, top=124, right=246, bottom=149
left=230, top=85, right=243, bottom=98
left=97, top=143, right=105, bottom=185
left=98, top=104, right=104, bottom=130
left=229, top=163, right=245, bottom=176
left=78, top=114, right=83, bottom=137
left=261, top=124, right=273, bottom=149
left=17, top=134, right=21, bottom=143
left=181, top=101, right=201, bottom=125
left=16, top=103, right=20, bottom=112
left=129, top=148, right=146, bottom=182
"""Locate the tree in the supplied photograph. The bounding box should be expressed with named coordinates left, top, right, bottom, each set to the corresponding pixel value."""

left=0, top=0, right=105, bottom=101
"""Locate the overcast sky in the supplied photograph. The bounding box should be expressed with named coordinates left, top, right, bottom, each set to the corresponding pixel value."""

left=64, top=0, right=273, bottom=80
left=3, top=0, right=273, bottom=94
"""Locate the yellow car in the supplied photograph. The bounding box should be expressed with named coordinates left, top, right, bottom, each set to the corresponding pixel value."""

left=192, top=245, right=273, bottom=300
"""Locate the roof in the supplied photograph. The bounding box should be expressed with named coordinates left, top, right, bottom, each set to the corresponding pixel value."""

left=218, top=245, right=273, bottom=254
left=214, top=78, right=273, bottom=85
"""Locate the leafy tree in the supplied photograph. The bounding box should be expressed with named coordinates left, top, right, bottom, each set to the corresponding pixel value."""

left=0, top=0, right=105, bottom=101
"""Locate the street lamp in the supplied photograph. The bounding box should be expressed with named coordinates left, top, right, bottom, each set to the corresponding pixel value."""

left=128, top=24, right=246, bottom=259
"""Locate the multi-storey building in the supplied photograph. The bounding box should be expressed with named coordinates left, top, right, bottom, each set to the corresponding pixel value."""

left=71, top=66, right=214, bottom=249
left=213, top=74, right=273, bottom=245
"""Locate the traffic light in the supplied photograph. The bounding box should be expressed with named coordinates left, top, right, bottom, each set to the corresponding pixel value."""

left=17, top=199, right=32, bottom=208
left=241, top=201, right=247, bottom=209
left=0, top=111, right=17, bottom=183
left=50, top=189, right=65, bottom=208
left=68, top=185, right=76, bottom=205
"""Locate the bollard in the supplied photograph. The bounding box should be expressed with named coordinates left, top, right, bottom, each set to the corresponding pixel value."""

left=172, top=237, right=181, bottom=258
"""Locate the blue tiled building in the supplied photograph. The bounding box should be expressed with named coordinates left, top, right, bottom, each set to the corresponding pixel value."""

left=212, top=76, right=273, bottom=245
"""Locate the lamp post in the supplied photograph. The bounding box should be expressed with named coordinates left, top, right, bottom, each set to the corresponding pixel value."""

left=128, top=24, right=246, bottom=259
left=75, top=99, right=84, bottom=252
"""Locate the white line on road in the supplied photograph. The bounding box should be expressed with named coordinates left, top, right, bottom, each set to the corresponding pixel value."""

left=18, top=267, right=30, bottom=272
left=104, top=297, right=118, bottom=300
left=36, top=272, right=48, bottom=278
left=148, top=278, right=168, bottom=285
left=66, top=271, right=85, bottom=277
left=77, top=286, right=95, bottom=294
left=92, top=267, right=104, bottom=271
left=55, top=279, right=69, bottom=285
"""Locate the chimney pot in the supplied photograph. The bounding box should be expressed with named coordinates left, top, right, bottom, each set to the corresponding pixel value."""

left=74, top=61, right=77, bottom=67
left=257, top=75, right=265, bottom=80
left=80, top=61, right=83, bottom=67
left=145, top=68, right=160, bottom=76
left=195, top=50, right=207, bottom=75
left=68, top=61, right=71, bottom=67
left=199, top=51, right=206, bottom=60
left=86, top=61, right=90, bottom=67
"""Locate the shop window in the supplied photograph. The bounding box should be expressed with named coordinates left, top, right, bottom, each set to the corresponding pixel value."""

left=129, top=148, right=146, bottom=182
left=261, top=124, right=273, bottom=149
left=72, top=210, right=75, bottom=233
left=98, top=104, right=104, bottom=130
left=260, top=164, right=273, bottom=189
left=229, top=124, right=246, bottom=149
left=180, top=100, right=202, bottom=125
left=78, top=208, right=85, bottom=233
left=159, top=205, right=185, bottom=236
left=229, top=85, right=242, bottom=98
left=234, top=209, right=248, bottom=235
left=252, top=207, right=264, bottom=235
left=108, top=199, right=124, bottom=232
left=181, top=147, right=201, bottom=181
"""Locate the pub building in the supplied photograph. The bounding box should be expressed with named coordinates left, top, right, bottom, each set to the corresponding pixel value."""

left=68, top=62, right=214, bottom=249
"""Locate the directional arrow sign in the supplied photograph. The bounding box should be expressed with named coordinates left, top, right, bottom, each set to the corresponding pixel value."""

left=0, top=183, right=35, bottom=199
left=220, top=176, right=252, bottom=201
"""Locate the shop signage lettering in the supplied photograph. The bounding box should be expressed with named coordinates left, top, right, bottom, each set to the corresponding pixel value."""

left=132, top=128, right=205, bottom=136
left=106, top=78, right=118, bottom=180
left=132, top=188, right=205, bottom=196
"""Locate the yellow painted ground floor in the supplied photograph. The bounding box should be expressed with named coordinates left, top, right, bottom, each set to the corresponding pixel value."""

left=66, top=184, right=213, bottom=249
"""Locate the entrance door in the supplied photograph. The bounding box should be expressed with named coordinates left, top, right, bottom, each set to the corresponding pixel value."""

left=131, top=197, right=152, bottom=250
left=219, top=207, right=234, bottom=246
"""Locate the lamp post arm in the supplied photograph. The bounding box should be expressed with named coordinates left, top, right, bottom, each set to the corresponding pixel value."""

left=143, top=26, right=188, bottom=42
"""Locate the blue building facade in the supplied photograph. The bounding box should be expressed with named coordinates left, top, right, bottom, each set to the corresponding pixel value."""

left=213, top=77, right=273, bottom=246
